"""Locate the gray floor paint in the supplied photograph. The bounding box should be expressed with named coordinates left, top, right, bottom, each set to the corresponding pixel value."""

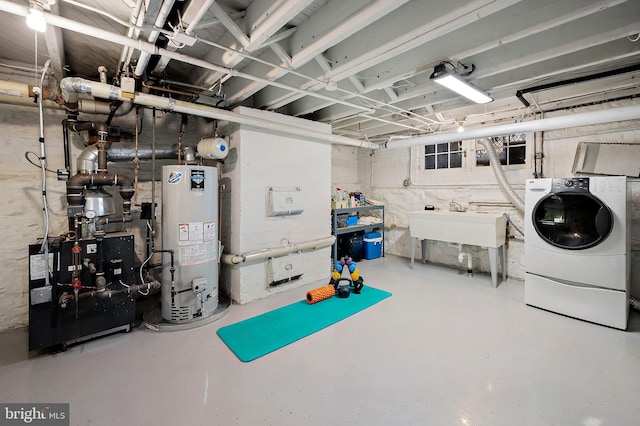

left=1, top=255, right=639, bottom=425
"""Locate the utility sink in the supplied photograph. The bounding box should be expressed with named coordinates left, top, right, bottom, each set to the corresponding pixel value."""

left=407, top=210, right=506, bottom=247
left=407, top=210, right=507, bottom=287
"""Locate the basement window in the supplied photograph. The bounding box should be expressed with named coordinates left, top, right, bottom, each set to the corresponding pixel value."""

left=424, top=142, right=463, bottom=170
left=475, top=133, right=527, bottom=166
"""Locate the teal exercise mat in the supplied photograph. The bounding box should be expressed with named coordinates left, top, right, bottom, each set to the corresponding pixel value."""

left=217, top=286, right=392, bottom=362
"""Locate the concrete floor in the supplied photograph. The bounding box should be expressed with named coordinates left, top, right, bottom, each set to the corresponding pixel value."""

left=1, top=255, right=639, bottom=425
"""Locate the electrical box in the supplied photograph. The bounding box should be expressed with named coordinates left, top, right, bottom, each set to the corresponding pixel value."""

left=268, top=254, right=303, bottom=287
left=268, top=187, right=303, bottom=216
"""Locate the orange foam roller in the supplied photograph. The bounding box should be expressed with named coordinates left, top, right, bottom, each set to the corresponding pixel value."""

left=306, top=285, right=335, bottom=304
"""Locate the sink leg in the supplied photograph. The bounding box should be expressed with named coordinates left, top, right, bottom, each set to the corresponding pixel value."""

left=499, top=245, right=506, bottom=282
left=488, top=247, right=498, bottom=288
left=410, top=237, right=416, bottom=269
left=421, top=239, right=428, bottom=264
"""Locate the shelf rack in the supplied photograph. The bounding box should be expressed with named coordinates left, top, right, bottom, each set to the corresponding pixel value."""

left=331, top=205, right=384, bottom=265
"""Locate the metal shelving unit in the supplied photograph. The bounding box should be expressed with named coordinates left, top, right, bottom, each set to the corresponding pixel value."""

left=331, top=205, right=384, bottom=264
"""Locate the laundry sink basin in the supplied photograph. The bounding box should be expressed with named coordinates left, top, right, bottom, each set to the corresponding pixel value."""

left=407, top=211, right=506, bottom=248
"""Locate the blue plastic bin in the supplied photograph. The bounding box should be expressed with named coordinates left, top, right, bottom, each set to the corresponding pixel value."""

left=363, top=232, right=382, bottom=260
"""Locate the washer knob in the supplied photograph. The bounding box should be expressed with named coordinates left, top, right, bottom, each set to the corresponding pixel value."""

left=565, top=180, right=574, bottom=187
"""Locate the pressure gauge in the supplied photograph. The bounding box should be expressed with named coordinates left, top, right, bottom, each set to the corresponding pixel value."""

left=85, top=210, right=97, bottom=219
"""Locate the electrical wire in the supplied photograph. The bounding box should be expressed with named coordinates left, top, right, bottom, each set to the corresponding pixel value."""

left=37, top=59, right=52, bottom=274
left=24, top=151, right=56, bottom=173
left=139, top=248, right=154, bottom=295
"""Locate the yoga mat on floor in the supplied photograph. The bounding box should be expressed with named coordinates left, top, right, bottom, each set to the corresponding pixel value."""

left=217, top=286, right=392, bottom=362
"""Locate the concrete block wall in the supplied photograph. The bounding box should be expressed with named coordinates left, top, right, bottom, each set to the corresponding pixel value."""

left=220, top=107, right=331, bottom=304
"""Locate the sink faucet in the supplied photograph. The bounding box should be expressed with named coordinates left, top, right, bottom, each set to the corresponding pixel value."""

left=449, top=200, right=466, bottom=212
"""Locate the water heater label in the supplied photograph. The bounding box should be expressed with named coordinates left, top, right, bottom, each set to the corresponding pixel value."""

left=178, top=222, right=204, bottom=243
left=178, top=242, right=217, bottom=266
left=168, top=171, right=182, bottom=183
left=190, top=169, right=205, bottom=191
left=203, top=221, right=216, bottom=241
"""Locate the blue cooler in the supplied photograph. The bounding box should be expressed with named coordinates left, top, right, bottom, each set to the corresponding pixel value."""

left=363, top=232, right=382, bottom=260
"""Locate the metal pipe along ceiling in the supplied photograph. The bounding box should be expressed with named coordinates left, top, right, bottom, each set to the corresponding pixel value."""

left=59, top=77, right=377, bottom=148
left=0, top=1, right=373, bottom=115
left=385, top=104, right=640, bottom=149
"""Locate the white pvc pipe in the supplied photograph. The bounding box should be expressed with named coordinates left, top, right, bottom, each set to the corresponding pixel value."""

left=135, top=0, right=176, bottom=77
left=59, top=77, right=378, bottom=148
left=221, top=236, right=336, bottom=265
left=385, top=104, right=640, bottom=149
left=118, top=0, right=145, bottom=70
left=455, top=244, right=473, bottom=276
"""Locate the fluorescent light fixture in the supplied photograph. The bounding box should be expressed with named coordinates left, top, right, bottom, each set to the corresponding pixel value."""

left=26, top=3, right=47, bottom=33
left=430, top=64, right=493, bottom=104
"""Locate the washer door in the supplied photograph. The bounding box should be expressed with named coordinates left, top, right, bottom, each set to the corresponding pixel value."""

left=532, top=192, right=613, bottom=250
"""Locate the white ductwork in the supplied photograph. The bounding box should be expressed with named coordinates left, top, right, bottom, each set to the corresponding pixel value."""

left=221, top=236, right=336, bottom=265
left=385, top=104, right=640, bottom=149
left=77, top=143, right=181, bottom=173
left=58, top=77, right=378, bottom=148
left=477, top=138, right=525, bottom=213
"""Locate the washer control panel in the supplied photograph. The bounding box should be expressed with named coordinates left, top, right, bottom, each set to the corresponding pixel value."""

left=552, top=177, right=589, bottom=192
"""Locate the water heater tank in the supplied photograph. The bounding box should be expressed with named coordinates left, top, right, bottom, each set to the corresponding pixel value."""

left=161, top=165, right=219, bottom=323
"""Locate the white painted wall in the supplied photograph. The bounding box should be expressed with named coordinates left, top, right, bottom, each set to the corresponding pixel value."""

left=340, top=98, right=640, bottom=297
left=220, top=107, right=332, bottom=304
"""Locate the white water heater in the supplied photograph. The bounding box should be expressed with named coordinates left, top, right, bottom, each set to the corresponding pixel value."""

left=161, top=165, right=219, bottom=323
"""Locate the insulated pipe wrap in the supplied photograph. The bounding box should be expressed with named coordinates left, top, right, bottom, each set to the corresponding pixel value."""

left=306, top=285, right=336, bottom=304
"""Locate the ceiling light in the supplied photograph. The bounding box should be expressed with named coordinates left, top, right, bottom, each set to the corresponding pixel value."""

left=26, top=2, right=47, bottom=33
left=430, top=63, right=493, bottom=104
left=457, top=121, right=465, bottom=132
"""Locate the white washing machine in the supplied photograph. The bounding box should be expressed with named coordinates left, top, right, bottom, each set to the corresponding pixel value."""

left=524, top=176, right=630, bottom=329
